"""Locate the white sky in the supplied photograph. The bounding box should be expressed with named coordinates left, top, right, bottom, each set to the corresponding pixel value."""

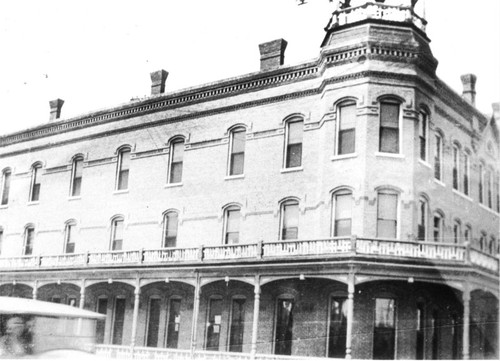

left=0, top=0, right=499, bottom=136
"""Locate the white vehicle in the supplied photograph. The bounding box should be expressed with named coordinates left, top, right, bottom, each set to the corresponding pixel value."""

left=0, top=296, right=105, bottom=358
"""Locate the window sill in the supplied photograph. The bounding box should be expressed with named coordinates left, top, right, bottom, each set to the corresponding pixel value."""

left=0, top=204, right=8, bottom=210
left=331, top=153, right=357, bottom=161
left=433, top=179, right=445, bottom=187
left=375, top=152, right=405, bottom=159
left=27, top=201, right=40, bottom=206
left=113, top=190, right=129, bottom=195
left=479, top=203, right=500, bottom=216
left=452, top=189, right=473, bottom=202
left=225, top=174, right=244, bottom=181
left=165, top=182, right=183, bottom=188
left=280, top=167, right=303, bottom=174
left=67, top=196, right=82, bottom=201
left=418, top=159, right=432, bottom=169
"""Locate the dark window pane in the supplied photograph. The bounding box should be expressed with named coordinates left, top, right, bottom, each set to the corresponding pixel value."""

left=339, top=129, right=355, bottom=155
left=72, top=159, right=83, bottom=196
left=112, top=298, right=126, bottom=345
left=434, top=135, right=442, bottom=180
left=380, top=103, right=399, bottom=128
left=229, top=299, right=246, bottom=352
left=24, top=228, right=34, bottom=255
left=206, top=298, right=222, bottom=351
left=416, top=304, right=425, bottom=360
left=282, top=203, right=299, bottom=240
left=373, top=298, right=395, bottom=359
left=146, top=298, right=161, bottom=347
left=1, top=171, right=11, bottom=205
left=230, top=153, right=245, bottom=176
left=286, top=144, right=302, bottom=168
left=338, top=104, right=356, bottom=155
left=169, top=141, right=184, bottom=183
left=417, top=201, right=426, bottom=241
left=0, top=231, right=3, bottom=255
left=117, top=150, right=130, bottom=190
left=275, top=299, right=294, bottom=355
left=112, top=219, right=124, bottom=251
left=334, top=193, right=352, bottom=237
left=164, top=213, right=178, bottom=248
left=329, top=298, right=347, bottom=358
left=166, top=299, right=181, bottom=348
left=118, top=169, right=129, bottom=190
left=96, top=298, right=108, bottom=344
left=379, top=128, right=399, bottom=153
left=225, top=209, right=240, bottom=244
left=169, top=162, right=183, bottom=183
left=419, top=112, right=427, bottom=161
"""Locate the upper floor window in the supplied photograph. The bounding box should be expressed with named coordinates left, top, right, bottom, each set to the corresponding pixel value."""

left=434, top=133, right=443, bottom=181
left=64, top=221, right=76, bottom=254
left=228, top=128, right=246, bottom=176
left=0, top=228, right=3, bottom=255
left=377, top=191, right=398, bottom=238
left=168, top=138, right=184, bottom=184
left=70, top=157, right=84, bottom=197
left=453, top=220, right=461, bottom=244
left=116, top=148, right=131, bottom=190
left=30, top=163, right=42, bottom=202
left=280, top=199, right=299, bottom=240
left=373, top=298, right=396, bottom=360
left=452, top=145, right=460, bottom=190
left=284, top=119, right=303, bottom=168
left=379, top=101, right=400, bottom=154
left=163, top=211, right=178, bottom=248
left=110, top=217, right=124, bottom=251
left=479, top=232, right=487, bottom=251
left=488, top=236, right=496, bottom=255
left=332, top=191, right=352, bottom=237
left=463, top=152, right=470, bottom=196
left=479, top=163, right=484, bottom=204
left=419, top=111, right=428, bottom=161
left=223, top=206, right=241, bottom=244
left=433, top=212, right=444, bottom=242
left=24, top=226, right=35, bottom=255
left=336, top=102, right=356, bottom=155
left=486, top=169, right=493, bottom=209
left=417, top=198, right=427, bottom=241
left=495, top=173, right=500, bottom=213
left=1, top=169, right=11, bottom=206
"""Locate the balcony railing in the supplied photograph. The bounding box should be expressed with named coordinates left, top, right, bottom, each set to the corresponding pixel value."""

left=326, top=1, right=427, bottom=32
left=0, top=237, right=497, bottom=273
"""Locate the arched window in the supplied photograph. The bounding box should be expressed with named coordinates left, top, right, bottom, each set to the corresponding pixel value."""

left=110, top=216, right=124, bottom=251
left=1, top=168, right=11, bottom=206
left=228, top=128, right=246, bottom=176
left=453, top=219, right=461, bottom=244
left=70, top=156, right=84, bottom=197
left=168, top=138, right=184, bottom=184
left=280, top=199, right=299, bottom=240
left=434, top=133, right=443, bottom=181
left=464, top=224, right=472, bottom=244
left=463, top=150, right=470, bottom=196
left=379, top=99, right=401, bottom=154
left=479, top=232, right=487, bottom=251
left=23, top=225, right=35, bottom=255
left=206, top=296, right=223, bottom=351
left=30, top=163, right=42, bottom=202
left=452, top=143, right=460, bottom=191
left=478, top=163, right=485, bottom=204
left=163, top=211, right=179, bottom=248
left=284, top=118, right=303, bottom=168
left=64, top=220, right=76, bottom=254
left=223, top=205, right=241, bottom=244
left=336, top=101, right=356, bottom=155
left=418, top=110, right=428, bottom=161
left=116, top=148, right=131, bottom=190
left=486, top=167, right=493, bottom=209
left=417, top=197, right=428, bottom=241
left=488, top=236, right=496, bottom=255
left=332, top=190, right=352, bottom=237
left=495, top=172, right=500, bottom=213
left=376, top=190, right=398, bottom=238
left=433, top=212, right=444, bottom=242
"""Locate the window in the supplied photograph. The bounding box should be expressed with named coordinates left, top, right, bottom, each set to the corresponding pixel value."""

left=453, top=220, right=461, bottom=244
left=419, top=111, right=428, bottom=161
left=228, top=128, right=246, bottom=176
left=333, top=191, right=352, bottom=236
left=70, top=157, right=83, bottom=197
left=224, top=206, right=241, bottom=244
left=30, top=164, right=42, bottom=202
left=431, top=310, right=439, bottom=359
left=328, top=297, right=347, bottom=358
left=379, top=101, right=400, bottom=153
left=479, top=232, right=487, bottom=251
left=495, top=173, right=500, bottom=213
left=146, top=297, right=161, bottom=347
left=464, top=225, right=472, bottom=244
left=163, top=211, right=178, bottom=248
left=433, top=213, right=444, bottom=242
left=206, top=297, right=223, bottom=351
left=0, top=228, right=3, bottom=256
left=24, top=226, right=35, bottom=255
left=463, top=152, right=470, bottom=196
left=284, top=119, right=303, bottom=168
left=1, top=169, right=11, bottom=205
left=64, top=222, right=76, bottom=254
left=479, top=163, right=484, bottom=204
left=488, top=237, right=496, bottom=255
left=166, top=298, right=182, bottom=348
left=452, top=145, right=460, bottom=190
left=229, top=298, right=246, bottom=352
left=373, top=298, right=396, bottom=360
left=168, top=138, right=184, bottom=183
left=377, top=192, right=398, bottom=238
left=337, top=102, right=356, bottom=155
left=486, top=169, right=493, bottom=209
left=280, top=200, right=299, bottom=240
left=275, top=298, right=294, bottom=355
left=110, top=217, right=124, bottom=251
left=112, top=297, right=126, bottom=345
left=416, top=302, right=425, bottom=360
left=116, top=148, right=130, bottom=190
left=96, top=298, right=108, bottom=344
left=434, top=133, right=443, bottom=180
left=417, top=198, right=427, bottom=241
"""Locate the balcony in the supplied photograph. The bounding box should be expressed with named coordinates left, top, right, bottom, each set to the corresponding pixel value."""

left=325, top=1, right=427, bottom=33
left=0, top=237, right=497, bottom=274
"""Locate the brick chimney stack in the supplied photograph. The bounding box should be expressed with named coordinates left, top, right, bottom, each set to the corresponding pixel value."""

left=259, top=39, right=288, bottom=71
left=460, top=74, right=477, bottom=106
left=49, top=99, right=64, bottom=121
left=150, top=70, right=169, bottom=95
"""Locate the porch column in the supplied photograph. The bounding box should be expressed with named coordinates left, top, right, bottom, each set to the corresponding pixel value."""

left=32, top=280, right=38, bottom=300
left=190, top=274, right=201, bottom=357
left=79, top=279, right=86, bottom=309
left=462, top=286, right=470, bottom=360
left=250, top=277, right=261, bottom=359
left=345, top=273, right=355, bottom=359
left=130, top=279, right=141, bottom=349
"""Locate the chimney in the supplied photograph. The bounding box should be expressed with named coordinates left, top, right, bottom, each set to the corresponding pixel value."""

left=150, top=70, right=169, bottom=95
left=259, top=39, right=288, bottom=71
left=460, top=74, right=477, bottom=106
left=49, top=98, right=64, bottom=121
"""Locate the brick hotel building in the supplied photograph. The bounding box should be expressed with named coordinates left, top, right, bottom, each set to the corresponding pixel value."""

left=0, top=1, right=498, bottom=359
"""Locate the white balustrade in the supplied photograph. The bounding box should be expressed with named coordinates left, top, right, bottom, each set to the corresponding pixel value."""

left=263, top=239, right=351, bottom=258
left=143, top=248, right=199, bottom=263
left=0, top=256, right=38, bottom=269
left=204, top=244, right=258, bottom=260
left=40, top=253, right=87, bottom=267
left=470, top=248, right=499, bottom=272
left=88, top=250, right=141, bottom=265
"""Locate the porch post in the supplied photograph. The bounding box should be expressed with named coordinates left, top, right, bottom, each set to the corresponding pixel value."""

left=79, top=279, right=86, bottom=309
left=250, top=276, right=261, bottom=359
left=462, top=285, right=471, bottom=360
left=190, top=274, right=201, bottom=357
left=32, top=280, right=38, bottom=300
left=130, top=279, right=141, bottom=349
left=345, top=273, right=355, bottom=359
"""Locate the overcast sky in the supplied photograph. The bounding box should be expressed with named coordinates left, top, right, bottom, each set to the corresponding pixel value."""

left=0, top=0, right=499, bottom=136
